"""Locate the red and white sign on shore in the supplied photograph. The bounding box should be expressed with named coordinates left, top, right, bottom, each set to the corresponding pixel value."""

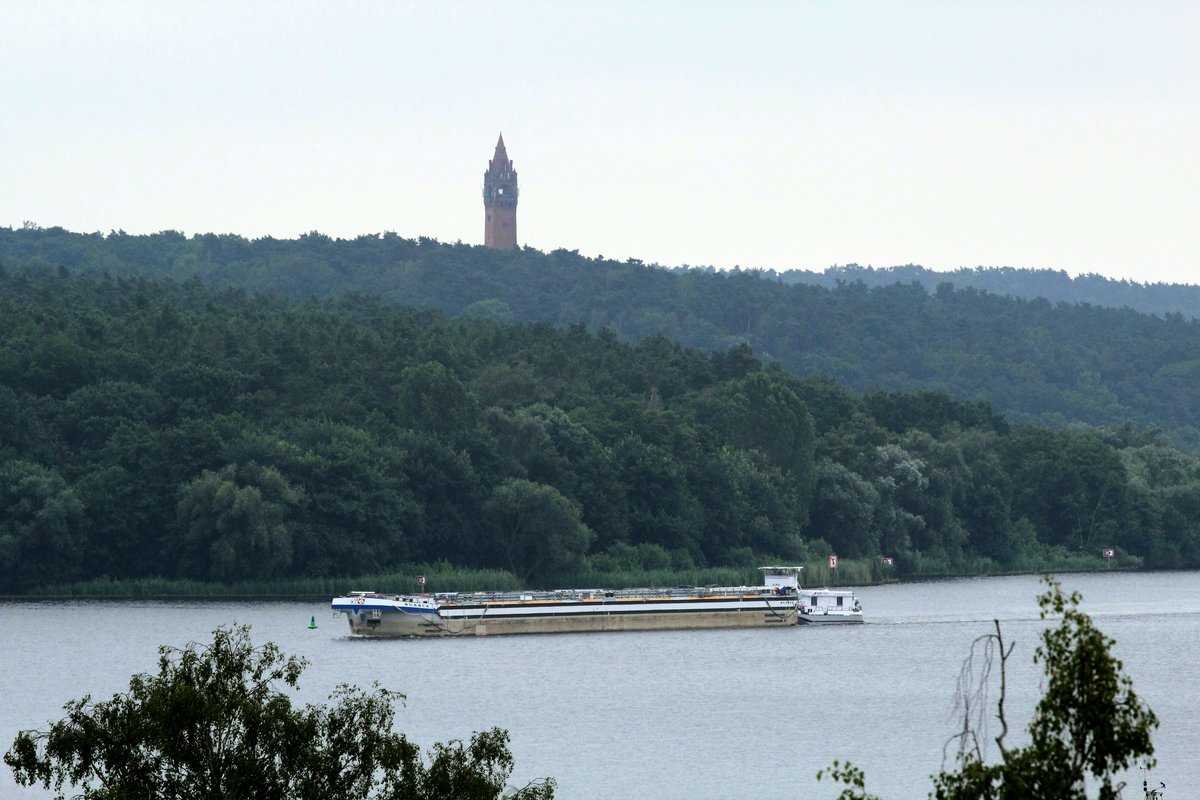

left=829, top=554, right=838, bottom=569
left=417, top=574, right=427, bottom=586
left=880, top=556, right=894, bottom=566
left=1101, top=549, right=1115, bottom=559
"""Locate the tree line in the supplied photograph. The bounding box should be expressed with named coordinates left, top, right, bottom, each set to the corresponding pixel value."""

left=773, top=262, right=1200, bottom=321
left=5, top=225, right=1200, bottom=446
left=3, top=267, right=1200, bottom=592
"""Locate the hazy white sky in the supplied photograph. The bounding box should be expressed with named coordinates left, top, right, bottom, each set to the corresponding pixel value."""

left=3, top=1, right=1197, bottom=282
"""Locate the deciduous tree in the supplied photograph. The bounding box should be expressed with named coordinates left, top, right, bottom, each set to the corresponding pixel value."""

left=820, top=578, right=1157, bottom=800
left=5, top=625, right=554, bottom=800
left=0, top=460, right=86, bottom=592
left=174, top=463, right=304, bottom=581
left=484, top=478, right=593, bottom=585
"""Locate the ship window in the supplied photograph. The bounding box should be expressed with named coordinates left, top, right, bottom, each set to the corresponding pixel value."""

left=837, top=596, right=844, bottom=606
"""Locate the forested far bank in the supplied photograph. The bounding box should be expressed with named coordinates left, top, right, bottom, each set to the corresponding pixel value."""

left=6, top=226, right=1200, bottom=446
left=2, top=268, right=1200, bottom=594
left=773, top=262, right=1200, bottom=320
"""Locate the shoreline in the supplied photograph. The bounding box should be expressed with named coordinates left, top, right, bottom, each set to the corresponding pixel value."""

left=0, top=565, right=1154, bottom=602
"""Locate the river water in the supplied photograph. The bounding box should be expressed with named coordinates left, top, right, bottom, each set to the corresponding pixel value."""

left=1, top=572, right=1196, bottom=799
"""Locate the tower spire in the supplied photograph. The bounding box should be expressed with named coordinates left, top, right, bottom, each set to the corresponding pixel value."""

left=483, top=133, right=518, bottom=249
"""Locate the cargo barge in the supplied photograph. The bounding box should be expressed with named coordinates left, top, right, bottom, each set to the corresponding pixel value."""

left=331, top=566, right=863, bottom=637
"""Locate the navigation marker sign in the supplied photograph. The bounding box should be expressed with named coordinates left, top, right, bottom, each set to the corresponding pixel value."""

left=829, top=554, right=838, bottom=569
left=1102, top=549, right=1115, bottom=559
left=417, top=574, right=427, bottom=587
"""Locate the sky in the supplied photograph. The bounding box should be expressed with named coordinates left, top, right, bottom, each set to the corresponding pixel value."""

left=2, top=1, right=1198, bottom=283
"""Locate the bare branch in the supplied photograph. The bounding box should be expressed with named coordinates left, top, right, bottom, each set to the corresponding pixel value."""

left=993, top=618, right=1015, bottom=758
left=943, top=618, right=1015, bottom=769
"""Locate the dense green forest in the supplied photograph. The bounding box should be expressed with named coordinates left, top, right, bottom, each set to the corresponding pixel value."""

left=5, top=226, right=1200, bottom=447
left=771, top=263, right=1200, bottom=320
left=3, top=265, right=1200, bottom=594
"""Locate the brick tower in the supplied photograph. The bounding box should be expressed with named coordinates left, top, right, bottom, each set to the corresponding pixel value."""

left=483, top=133, right=518, bottom=249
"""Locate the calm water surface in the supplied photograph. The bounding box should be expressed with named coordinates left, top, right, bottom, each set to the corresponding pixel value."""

left=2, top=572, right=1196, bottom=799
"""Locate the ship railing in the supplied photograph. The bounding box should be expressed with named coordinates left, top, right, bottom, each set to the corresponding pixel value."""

left=437, top=585, right=795, bottom=605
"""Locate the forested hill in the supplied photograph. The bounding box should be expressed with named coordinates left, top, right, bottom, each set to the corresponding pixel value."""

left=4, top=226, right=1200, bottom=446
left=771, top=264, right=1200, bottom=320
left=4, top=267, right=1200, bottom=593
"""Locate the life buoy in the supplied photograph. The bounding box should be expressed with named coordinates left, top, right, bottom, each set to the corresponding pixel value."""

left=355, top=597, right=365, bottom=605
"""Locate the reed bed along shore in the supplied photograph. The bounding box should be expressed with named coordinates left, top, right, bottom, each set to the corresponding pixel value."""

left=11, top=551, right=1135, bottom=601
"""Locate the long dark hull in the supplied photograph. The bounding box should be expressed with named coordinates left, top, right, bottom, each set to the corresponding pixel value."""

left=337, top=595, right=801, bottom=637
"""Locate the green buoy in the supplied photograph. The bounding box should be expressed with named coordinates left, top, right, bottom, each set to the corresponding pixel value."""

left=308, top=615, right=318, bottom=630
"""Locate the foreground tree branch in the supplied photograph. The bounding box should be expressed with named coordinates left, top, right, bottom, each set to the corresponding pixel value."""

left=945, top=619, right=1016, bottom=768
left=4, top=624, right=554, bottom=800
left=820, top=577, right=1158, bottom=800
